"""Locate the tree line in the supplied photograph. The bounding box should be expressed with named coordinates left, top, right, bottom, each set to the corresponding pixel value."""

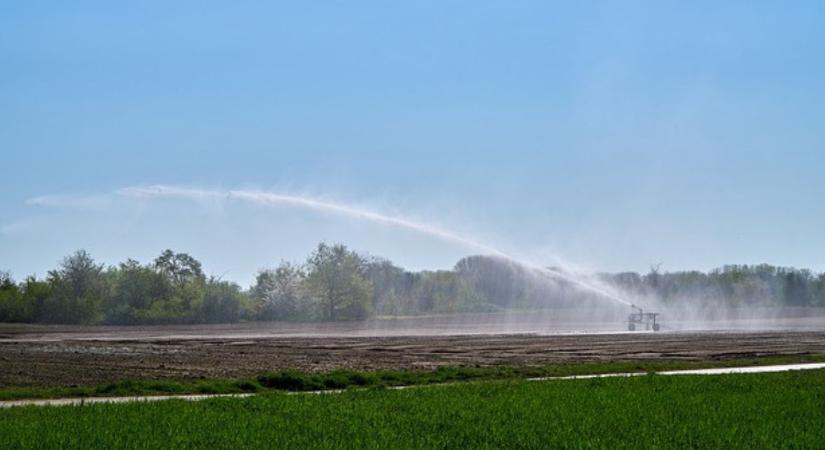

left=0, top=244, right=490, bottom=325
left=605, top=264, right=825, bottom=308
left=2, top=245, right=825, bottom=325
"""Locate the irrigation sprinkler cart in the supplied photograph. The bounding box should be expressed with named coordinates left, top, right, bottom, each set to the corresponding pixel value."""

left=627, top=305, right=660, bottom=332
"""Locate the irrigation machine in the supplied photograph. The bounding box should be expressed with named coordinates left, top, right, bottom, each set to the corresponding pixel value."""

left=627, top=305, right=661, bottom=332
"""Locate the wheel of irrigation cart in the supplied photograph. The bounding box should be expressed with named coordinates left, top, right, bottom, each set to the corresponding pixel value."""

left=628, top=323, right=636, bottom=331
left=653, top=323, right=660, bottom=332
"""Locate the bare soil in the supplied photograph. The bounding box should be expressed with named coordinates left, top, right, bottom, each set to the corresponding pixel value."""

left=2, top=318, right=825, bottom=388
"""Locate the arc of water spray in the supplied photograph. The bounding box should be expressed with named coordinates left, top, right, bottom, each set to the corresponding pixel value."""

left=117, top=185, right=633, bottom=308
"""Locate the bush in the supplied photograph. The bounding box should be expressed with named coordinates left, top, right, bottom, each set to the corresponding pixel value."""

left=257, top=371, right=323, bottom=391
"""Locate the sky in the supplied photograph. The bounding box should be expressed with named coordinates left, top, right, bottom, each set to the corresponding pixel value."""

left=2, top=1, right=824, bottom=286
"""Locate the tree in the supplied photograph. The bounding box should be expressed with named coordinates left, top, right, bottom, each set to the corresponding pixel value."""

left=199, top=279, right=248, bottom=323
left=45, top=250, right=107, bottom=324
left=105, top=259, right=172, bottom=324
left=454, top=255, right=558, bottom=309
left=251, top=261, right=306, bottom=320
left=0, top=271, right=13, bottom=290
left=305, top=243, right=372, bottom=320
left=150, top=250, right=207, bottom=322
left=783, top=270, right=811, bottom=306
left=0, top=271, right=28, bottom=322
left=412, top=270, right=485, bottom=314
left=644, top=263, right=664, bottom=295
left=455, top=256, right=530, bottom=308
left=153, top=250, right=205, bottom=288
left=817, top=274, right=825, bottom=306
left=19, top=276, right=51, bottom=322
left=364, top=258, right=413, bottom=315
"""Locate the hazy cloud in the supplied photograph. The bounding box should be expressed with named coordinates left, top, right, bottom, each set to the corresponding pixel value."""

left=0, top=219, right=35, bottom=236
left=25, top=194, right=113, bottom=210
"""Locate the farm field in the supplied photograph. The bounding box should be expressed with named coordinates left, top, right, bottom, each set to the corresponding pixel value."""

left=2, top=370, right=824, bottom=449
left=4, top=315, right=825, bottom=388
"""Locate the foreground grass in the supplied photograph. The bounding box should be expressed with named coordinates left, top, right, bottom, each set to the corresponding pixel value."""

left=2, top=353, right=825, bottom=401
left=2, top=370, right=825, bottom=448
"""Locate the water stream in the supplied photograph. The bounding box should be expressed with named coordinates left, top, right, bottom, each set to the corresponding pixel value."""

left=119, top=185, right=635, bottom=308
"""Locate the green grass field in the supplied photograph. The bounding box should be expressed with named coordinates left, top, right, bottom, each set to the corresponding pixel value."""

left=2, top=370, right=824, bottom=449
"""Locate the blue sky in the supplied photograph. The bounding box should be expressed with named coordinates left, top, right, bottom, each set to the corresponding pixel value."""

left=2, top=1, right=824, bottom=286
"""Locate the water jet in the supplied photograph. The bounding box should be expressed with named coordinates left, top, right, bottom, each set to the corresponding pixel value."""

left=118, top=185, right=645, bottom=317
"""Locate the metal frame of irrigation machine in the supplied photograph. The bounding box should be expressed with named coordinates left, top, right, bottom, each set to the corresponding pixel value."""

left=627, top=305, right=661, bottom=332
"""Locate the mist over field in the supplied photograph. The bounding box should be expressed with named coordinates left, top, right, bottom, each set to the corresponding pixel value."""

left=2, top=185, right=825, bottom=333
left=3, top=234, right=824, bottom=333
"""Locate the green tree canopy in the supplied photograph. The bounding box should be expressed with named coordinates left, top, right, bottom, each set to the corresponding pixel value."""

left=305, top=243, right=372, bottom=320
left=153, top=249, right=205, bottom=288
left=44, top=250, right=107, bottom=324
left=251, top=261, right=306, bottom=320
